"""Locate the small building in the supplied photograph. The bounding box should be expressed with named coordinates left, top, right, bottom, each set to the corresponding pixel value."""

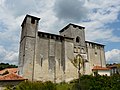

left=107, top=64, right=120, bottom=75
left=0, top=68, right=18, bottom=76
left=0, top=73, right=25, bottom=90
left=92, top=66, right=111, bottom=76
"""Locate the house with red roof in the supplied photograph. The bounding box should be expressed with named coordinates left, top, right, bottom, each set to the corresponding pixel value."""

left=92, top=66, right=111, bottom=76
left=0, top=68, right=18, bottom=76
left=0, top=68, right=26, bottom=90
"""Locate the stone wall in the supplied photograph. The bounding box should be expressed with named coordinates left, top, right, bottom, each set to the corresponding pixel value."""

left=34, top=34, right=79, bottom=82
left=64, top=38, right=78, bottom=82
left=34, top=36, right=64, bottom=82
left=86, top=42, right=106, bottom=74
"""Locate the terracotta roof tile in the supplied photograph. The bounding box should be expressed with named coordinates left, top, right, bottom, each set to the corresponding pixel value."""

left=0, top=68, right=18, bottom=75
left=92, top=66, right=110, bottom=70
left=0, top=73, right=25, bottom=81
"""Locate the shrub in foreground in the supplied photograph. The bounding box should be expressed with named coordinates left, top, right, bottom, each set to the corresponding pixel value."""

left=15, top=81, right=56, bottom=90
left=5, top=74, right=120, bottom=90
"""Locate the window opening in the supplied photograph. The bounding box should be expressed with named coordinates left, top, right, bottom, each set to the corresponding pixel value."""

left=76, top=36, right=80, bottom=43
left=81, top=48, right=84, bottom=53
left=31, top=18, right=35, bottom=24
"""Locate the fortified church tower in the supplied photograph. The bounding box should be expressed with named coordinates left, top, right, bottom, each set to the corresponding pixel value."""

left=19, top=15, right=106, bottom=82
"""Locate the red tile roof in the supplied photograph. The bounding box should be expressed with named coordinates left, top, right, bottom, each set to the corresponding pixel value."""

left=0, top=68, right=18, bottom=75
left=92, top=66, right=110, bottom=70
left=0, top=73, right=25, bottom=81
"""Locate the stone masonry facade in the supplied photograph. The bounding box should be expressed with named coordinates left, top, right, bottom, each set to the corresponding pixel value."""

left=18, top=15, right=106, bottom=83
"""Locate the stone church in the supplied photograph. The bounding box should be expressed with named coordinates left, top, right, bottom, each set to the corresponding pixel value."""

left=18, top=15, right=106, bottom=82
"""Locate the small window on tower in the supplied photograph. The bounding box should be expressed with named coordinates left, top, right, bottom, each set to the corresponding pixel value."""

left=31, top=18, right=35, bottom=24
left=76, top=36, right=80, bottom=43
left=95, top=52, right=97, bottom=55
left=81, top=48, right=84, bottom=53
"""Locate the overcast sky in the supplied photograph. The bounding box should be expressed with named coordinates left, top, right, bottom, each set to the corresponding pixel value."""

left=0, top=0, right=120, bottom=65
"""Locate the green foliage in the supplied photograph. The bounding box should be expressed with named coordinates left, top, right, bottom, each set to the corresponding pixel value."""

left=56, top=82, right=72, bottom=90
left=15, top=81, right=56, bottom=90
left=5, top=74, right=120, bottom=90
left=4, top=85, right=15, bottom=90
left=71, top=75, right=120, bottom=90
left=0, top=63, right=18, bottom=70
left=44, top=81, right=56, bottom=90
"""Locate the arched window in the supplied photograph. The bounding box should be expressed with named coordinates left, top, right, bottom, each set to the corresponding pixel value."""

left=81, top=48, right=84, bottom=53
left=76, top=36, right=80, bottom=43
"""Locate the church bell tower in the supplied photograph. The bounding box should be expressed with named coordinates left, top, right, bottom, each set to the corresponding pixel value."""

left=19, top=15, right=40, bottom=81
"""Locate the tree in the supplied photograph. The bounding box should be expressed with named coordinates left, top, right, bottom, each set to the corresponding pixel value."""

left=0, top=63, right=18, bottom=70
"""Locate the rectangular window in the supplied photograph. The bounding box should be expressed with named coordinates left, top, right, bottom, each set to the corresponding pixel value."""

left=31, top=18, right=35, bottom=24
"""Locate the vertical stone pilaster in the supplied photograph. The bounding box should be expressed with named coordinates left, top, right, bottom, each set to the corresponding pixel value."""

left=48, top=39, right=56, bottom=82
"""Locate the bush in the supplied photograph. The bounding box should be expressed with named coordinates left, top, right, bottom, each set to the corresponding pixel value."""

left=4, top=85, right=15, bottom=90
left=44, top=81, right=56, bottom=90
left=15, top=81, right=56, bottom=90
left=5, top=74, right=120, bottom=90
